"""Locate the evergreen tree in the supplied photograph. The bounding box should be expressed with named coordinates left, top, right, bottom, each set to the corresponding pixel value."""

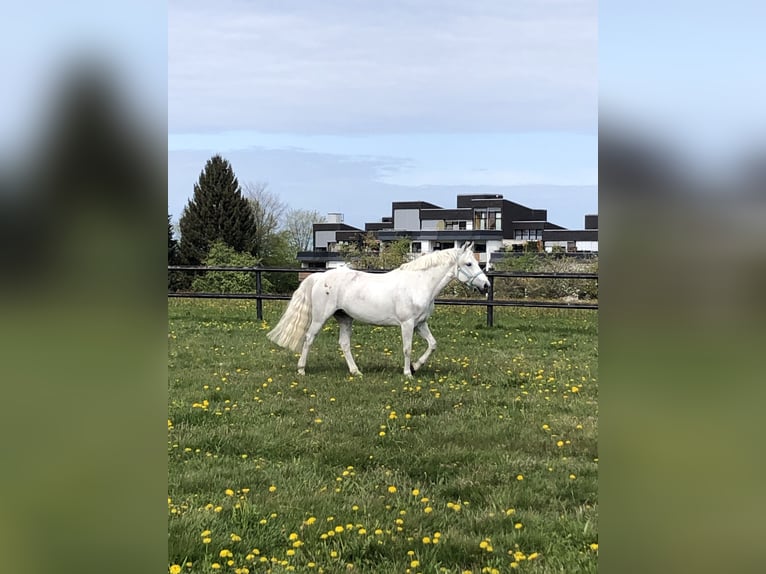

left=168, top=214, right=178, bottom=264
left=168, top=214, right=186, bottom=290
left=178, top=155, right=256, bottom=265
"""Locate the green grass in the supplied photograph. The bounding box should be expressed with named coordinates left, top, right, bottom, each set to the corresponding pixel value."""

left=168, top=299, right=598, bottom=573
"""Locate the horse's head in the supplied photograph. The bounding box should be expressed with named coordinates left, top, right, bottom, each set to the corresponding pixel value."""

left=454, top=242, right=491, bottom=295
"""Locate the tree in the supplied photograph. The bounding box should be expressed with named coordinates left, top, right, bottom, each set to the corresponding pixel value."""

left=168, top=214, right=185, bottom=290
left=178, top=155, right=256, bottom=265
left=339, top=233, right=411, bottom=269
left=168, top=214, right=178, bottom=264
left=191, top=240, right=268, bottom=294
left=283, top=208, right=324, bottom=253
left=243, top=181, right=286, bottom=260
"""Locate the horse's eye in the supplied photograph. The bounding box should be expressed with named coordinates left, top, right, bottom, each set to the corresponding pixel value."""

left=466, top=262, right=473, bottom=267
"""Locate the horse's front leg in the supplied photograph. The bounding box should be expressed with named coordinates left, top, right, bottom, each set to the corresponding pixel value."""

left=412, top=321, right=437, bottom=372
left=400, top=320, right=415, bottom=377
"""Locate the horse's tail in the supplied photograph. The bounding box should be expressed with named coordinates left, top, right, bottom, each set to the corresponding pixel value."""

left=267, top=274, right=317, bottom=353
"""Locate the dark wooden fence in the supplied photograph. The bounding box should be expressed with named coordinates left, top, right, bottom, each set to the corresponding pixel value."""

left=168, top=266, right=597, bottom=327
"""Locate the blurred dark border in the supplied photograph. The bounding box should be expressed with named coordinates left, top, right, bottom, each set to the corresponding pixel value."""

left=0, top=4, right=166, bottom=574
left=600, top=4, right=766, bottom=572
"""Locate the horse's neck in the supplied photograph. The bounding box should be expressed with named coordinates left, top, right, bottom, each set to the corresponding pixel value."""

left=414, top=262, right=455, bottom=298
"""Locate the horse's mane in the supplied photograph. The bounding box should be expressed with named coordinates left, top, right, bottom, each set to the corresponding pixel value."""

left=398, top=248, right=460, bottom=271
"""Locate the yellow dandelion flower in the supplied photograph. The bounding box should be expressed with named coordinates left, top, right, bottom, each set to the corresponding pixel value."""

left=505, top=508, right=515, bottom=515
left=358, top=528, right=367, bottom=535
left=219, top=550, right=233, bottom=559
left=289, top=533, right=299, bottom=541
left=230, top=533, right=242, bottom=542
left=286, top=549, right=295, bottom=557
left=330, top=551, right=339, bottom=558
left=307, top=563, right=316, bottom=568
left=528, top=552, right=539, bottom=560
left=516, top=474, right=524, bottom=481
left=590, top=543, right=598, bottom=551
left=169, top=565, right=182, bottom=574
left=410, top=560, right=420, bottom=568
left=211, top=564, right=221, bottom=570
left=424, top=506, right=433, bottom=513
left=570, top=474, right=577, bottom=480
left=510, top=562, right=519, bottom=569
left=374, top=529, right=383, bottom=535
left=292, top=541, right=303, bottom=548
left=224, top=489, right=234, bottom=496
left=411, top=488, right=420, bottom=496
left=268, top=485, right=277, bottom=492
left=202, top=538, right=212, bottom=544
left=514, top=522, right=523, bottom=529
left=422, top=536, right=431, bottom=544
left=201, top=530, right=212, bottom=537
left=335, top=525, right=345, bottom=533
left=305, top=516, right=317, bottom=525
left=387, top=485, right=397, bottom=493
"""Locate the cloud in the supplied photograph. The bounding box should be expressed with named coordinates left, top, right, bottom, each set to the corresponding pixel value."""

left=169, top=0, right=597, bottom=134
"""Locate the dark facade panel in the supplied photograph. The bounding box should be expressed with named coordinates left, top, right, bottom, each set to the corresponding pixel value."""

left=377, top=230, right=502, bottom=242
left=585, top=214, right=598, bottom=229
left=391, top=201, right=442, bottom=210
left=542, top=230, right=598, bottom=241
left=336, top=230, right=365, bottom=242
left=456, top=194, right=503, bottom=208
left=365, top=222, right=393, bottom=231
left=420, top=208, right=473, bottom=220
left=313, top=223, right=363, bottom=232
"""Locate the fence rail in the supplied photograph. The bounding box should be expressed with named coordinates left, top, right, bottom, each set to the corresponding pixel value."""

left=168, top=265, right=597, bottom=326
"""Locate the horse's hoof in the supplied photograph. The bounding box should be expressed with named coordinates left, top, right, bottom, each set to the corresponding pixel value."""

left=350, top=370, right=363, bottom=377
left=297, top=369, right=306, bottom=376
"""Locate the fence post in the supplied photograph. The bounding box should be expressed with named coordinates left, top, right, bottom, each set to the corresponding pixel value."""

left=487, top=275, right=495, bottom=327
left=255, top=268, right=263, bottom=320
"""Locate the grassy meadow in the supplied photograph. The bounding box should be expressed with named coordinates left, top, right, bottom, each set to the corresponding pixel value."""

left=168, top=299, right=598, bottom=574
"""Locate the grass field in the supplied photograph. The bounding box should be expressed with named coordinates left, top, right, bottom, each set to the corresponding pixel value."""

left=168, top=299, right=598, bottom=574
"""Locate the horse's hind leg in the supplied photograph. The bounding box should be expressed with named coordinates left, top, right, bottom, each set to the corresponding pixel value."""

left=336, top=314, right=361, bottom=376
left=297, top=311, right=332, bottom=375
left=412, top=321, right=437, bottom=372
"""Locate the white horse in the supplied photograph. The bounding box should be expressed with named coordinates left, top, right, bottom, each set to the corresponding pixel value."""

left=267, top=243, right=490, bottom=377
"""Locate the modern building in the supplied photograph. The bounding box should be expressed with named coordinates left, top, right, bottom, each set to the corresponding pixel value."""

left=297, top=194, right=597, bottom=269
left=542, top=214, right=598, bottom=254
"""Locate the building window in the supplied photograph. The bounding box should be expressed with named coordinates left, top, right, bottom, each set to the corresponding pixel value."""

left=473, top=243, right=486, bottom=253
left=433, top=241, right=452, bottom=251
left=474, top=208, right=502, bottom=230
left=445, top=220, right=467, bottom=230
left=411, top=242, right=422, bottom=253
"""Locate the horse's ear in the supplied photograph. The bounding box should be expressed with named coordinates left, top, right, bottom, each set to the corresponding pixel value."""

left=465, top=242, right=474, bottom=251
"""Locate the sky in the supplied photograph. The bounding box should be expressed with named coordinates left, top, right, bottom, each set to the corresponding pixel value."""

left=168, top=0, right=598, bottom=230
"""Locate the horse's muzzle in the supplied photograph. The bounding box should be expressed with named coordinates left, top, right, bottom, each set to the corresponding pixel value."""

left=481, top=283, right=490, bottom=295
